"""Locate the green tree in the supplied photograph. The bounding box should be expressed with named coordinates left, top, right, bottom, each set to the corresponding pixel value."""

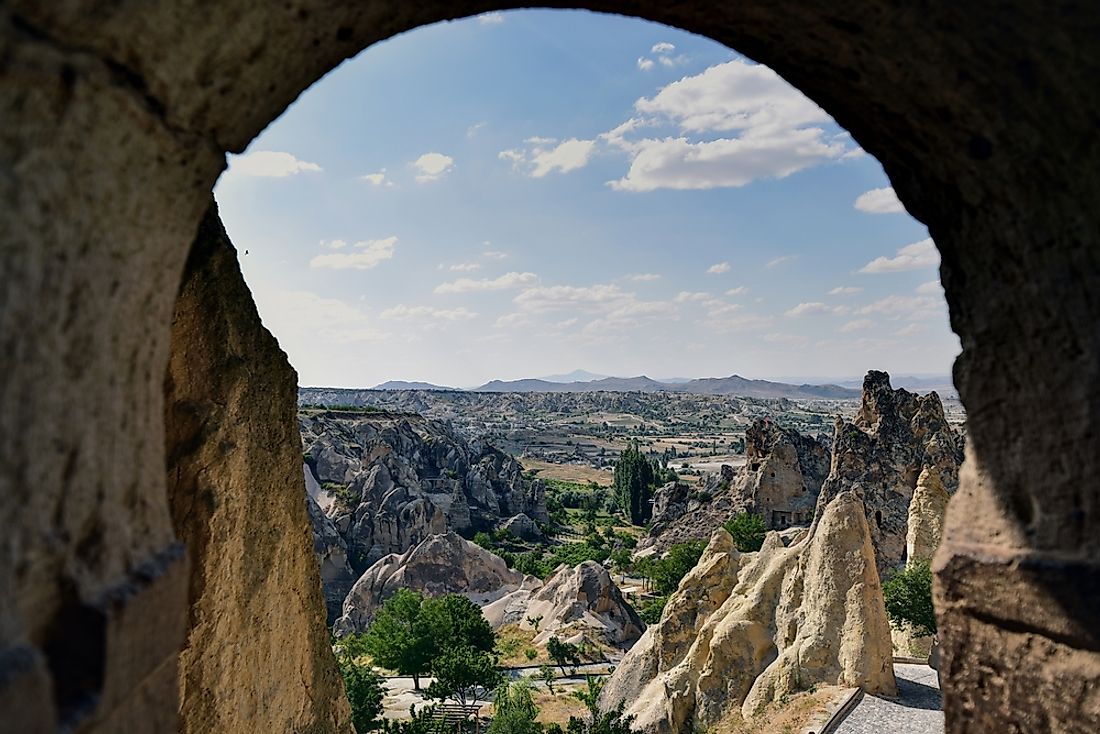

left=723, top=513, right=767, bottom=552
left=612, top=442, right=656, bottom=525
left=488, top=680, right=544, bottom=734
left=361, top=589, right=435, bottom=690
left=546, top=636, right=581, bottom=676
left=570, top=676, right=604, bottom=710
left=539, top=664, right=557, bottom=694
left=526, top=615, right=543, bottom=634
left=380, top=704, right=443, bottom=734
left=882, top=559, right=937, bottom=637
left=426, top=646, right=503, bottom=713
left=562, top=678, right=640, bottom=734
left=334, top=635, right=385, bottom=732
left=651, top=540, right=707, bottom=595
left=420, top=594, right=497, bottom=656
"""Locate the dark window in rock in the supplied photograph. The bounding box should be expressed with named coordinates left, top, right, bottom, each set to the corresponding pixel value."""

left=875, top=510, right=882, bottom=528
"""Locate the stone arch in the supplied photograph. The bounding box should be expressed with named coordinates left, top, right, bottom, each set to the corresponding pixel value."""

left=2, top=3, right=1098, bottom=733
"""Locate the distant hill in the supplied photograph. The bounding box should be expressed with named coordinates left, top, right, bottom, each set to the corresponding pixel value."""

left=372, top=380, right=456, bottom=391
left=537, top=369, right=610, bottom=383
left=471, top=373, right=858, bottom=399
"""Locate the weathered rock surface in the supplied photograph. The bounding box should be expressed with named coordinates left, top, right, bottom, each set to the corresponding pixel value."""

left=165, top=204, right=350, bottom=733
left=334, top=532, right=527, bottom=635
left=906, top=467, right=950, bottom=565
left=499, top=513, right=543, bottom=541
left=301, top=411, right=547, bottom=573
left=815, top=371, right=963, bottom=575
left=601, top=491, right=895, bottom=733
left=305, top=466, right=357, bottom=624
left=483, top=561, right=644, bottom=649
left=641, top=421, right=829, bottom=554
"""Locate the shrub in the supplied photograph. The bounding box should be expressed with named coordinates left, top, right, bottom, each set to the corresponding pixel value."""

left=637, top=596, right=667, bottom=625
left=724, top=513, right=767, bottom=552
left=883, top=559, right=936, bottom=637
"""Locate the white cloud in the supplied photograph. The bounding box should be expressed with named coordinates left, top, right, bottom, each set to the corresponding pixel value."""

left=360, top=169, right=392, bottom=187
left=764, top=332, right=809, bottom=346
left=898, top=323, right=927, bottom=336
left=502, top=138, right=596, bottom=177
left=707, top=261, right=731, bottom=275
left=840, top=318, right=875, bottom=333
left=513, top=283, right=631, bottom=313
left=726, top=286, right=748, bottom=296
left=658, top=55, right=688, bottom=68
left=916, top=280, right=942, bottom=294
left=309, top=236, right=397, bottom=270
left=637, top=57, right=655, bottom=72
left=478, top=12, right=505, bottom=25
left=466, top=122, right=487, bottom=138
left=857, top=294, right=943, bottom=320
left=582, top=299, right=670, bottom=335
left=651, top=42, right=675, bottom=54
left=225, top=150, right=321, bottom=178
left=412, top=152, right=454, bottom=182
left=785, top=301, right=828, bottom=317
left=674, top=291, right=711, bottom=303
left=627, top=273, right=661, bottom=282
left=434, top=271, right=537, bottom=294
left=482, top=250, right=508, bottom=260
left=767, top=255, right=797, bottom=268
left=859, top=238, right=939, bottom=273
left=854, top=186, right=905, bottom=214
left=380, top=305, right=478, bottom=322
left=257, top=290, right=388, bottom=345
left=449, top=262, right=481, bottom=272
left=828, top=286, right=862, bottom=295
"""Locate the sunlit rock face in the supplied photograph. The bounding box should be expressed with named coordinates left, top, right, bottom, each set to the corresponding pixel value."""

left=816, top=371, right=963, bottom=576
left=601, top=491, right=895, bottom=733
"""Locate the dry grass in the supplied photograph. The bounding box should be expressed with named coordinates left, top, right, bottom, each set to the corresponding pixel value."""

left=533, top=687, right=589, bottom=727
left=712, top=686, right=843, bottom=734
left=521, top=459, right=613, bottom=486
left=495, top=624, right=546, bottom=667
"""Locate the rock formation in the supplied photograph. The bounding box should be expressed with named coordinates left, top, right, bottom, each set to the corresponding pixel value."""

left=334, top=532, right=527, bottom=636
left=483, top=561, right=644, bottom=649
left=906, top=466, right=950, bottom=564
left=814, top=370, right=963, bottom=575
left=301, top=410, right=548, bottom=575
left=601, top=491, right=895, bottom=733
left=305, top=466, right=357, bottom=624
left=640, top=421, right=829, bottom=554
left=499, top=512, right=543, bottom=541
left=164, top=204, right=350, bottom=733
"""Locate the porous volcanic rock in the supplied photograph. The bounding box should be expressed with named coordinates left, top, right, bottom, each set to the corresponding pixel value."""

left=601, top=491, right=895, bottom=733
left=165, top=204, right=350, bottom=733
left=906, top=466, right=951, bottom=564
left=305, top=466, right=356, bottom=624
left=333, top=532, right=527, bottom=635
left=499, top=513, right=543, bottom=541
left=814, top=370, right=963, bottom=575
left=640, top=421, right=829, bottom=554
left=483, top=561, right=644, bottom=649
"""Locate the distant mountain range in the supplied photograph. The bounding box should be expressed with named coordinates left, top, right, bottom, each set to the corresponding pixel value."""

left=368, top=371, right=954, bottom=400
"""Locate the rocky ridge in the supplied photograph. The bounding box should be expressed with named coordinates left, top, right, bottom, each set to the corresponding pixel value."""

left=601, top=491, right=896, bottom=732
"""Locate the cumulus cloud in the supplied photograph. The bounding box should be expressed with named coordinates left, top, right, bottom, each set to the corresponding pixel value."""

left=767, top=255, right=797, bottom=268
left=637, top=57, right=655, bottom=72
left=651, top=42, right=675, bottom=54
left=225, top=150, right=321, bottom=178
left=726, top=286, right=748, bottom=296
left=466, top=122, right=487, bottom=138
left=785, top=301, right=828, bottom=317
left=380, top=305, right=478, bottom=322
left=857, top=294, right=943, bottom=320
left=916, top=280, right=942, bottom=294
left=309, top=236, right=397, bottom=270
left=257, top=290, right=388, bottom=344
left=707, top=261, right=731, bottom=274
left=361, top=169, right=392, bottom=187
left=413, top=152, right=454, bottom=182
left=674, top=291, right=711, bottom=303
left=478, top=11, right=505, bottom=25
left=840, top=318, right=875, bottom=332
left=513, top=283, right=631, bottom=313
left=859, top=238, right=939, bottom=273
left=434, top=271, right=537, bottom=294
left=627, top=273, right=661, bottom=282
left=501, top=138, right=596, bottom=177
left=449, top=262, right=481, bottom=272
left=482, top=250, right=508, bottom=260
left=854, top=186, right=905, bottom=214
left=828, top=286, right=863, bottom=295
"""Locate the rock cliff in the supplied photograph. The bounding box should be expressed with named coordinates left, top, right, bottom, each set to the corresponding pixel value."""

left=640, top=421, right=829, bottom=554
left=600, top=491, right=895, bottom=732
left=333, top=532, right=527, bottom=635
left=814, top=370, right=962, bottom=575
left=483, top=561, right=644, bottom=649
left=301, top=410, right=547, bottom=576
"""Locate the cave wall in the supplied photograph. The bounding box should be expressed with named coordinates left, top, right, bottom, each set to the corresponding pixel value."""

left=164, top=203, right=351, bottom=733
left=1, top=2, right=1098, bottom=732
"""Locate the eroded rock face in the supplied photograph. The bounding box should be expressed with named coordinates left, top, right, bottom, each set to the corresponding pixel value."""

left=499, top=513, right=543, bottom=541
left=333, top=532, right=526, bottom=635
left=816, top=371, right=962, bottom=575
left=907, top=467, right=950, bottom=565
left=641, top=422, right=829, bottom=554
left=164, top=204, right=350, bottom=733
left=305, top=467, right=357, bottom=625
left=301, top=411, right=547, bottom=572
left=483, top=561, right=644, bottom=649
left=601, top=491, right=895, bottom=733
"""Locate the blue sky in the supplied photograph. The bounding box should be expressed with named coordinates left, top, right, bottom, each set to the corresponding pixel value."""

left=214, top=9, right=958, bottom=389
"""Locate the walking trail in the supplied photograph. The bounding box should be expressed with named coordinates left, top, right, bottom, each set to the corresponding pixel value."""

left=835, top=663, right=943, bottom=734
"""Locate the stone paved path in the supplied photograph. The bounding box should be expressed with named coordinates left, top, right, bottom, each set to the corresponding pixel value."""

left=835, top=664, right=943, bottom=734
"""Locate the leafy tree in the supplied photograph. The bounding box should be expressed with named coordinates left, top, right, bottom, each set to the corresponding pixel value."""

left=334, top=636, right=385, bottom=732
left=547, top=636, right=581, bottom=676
left=526, top=615, right=543, bottom=634
left=570, top=676, right=604, bottom=710
left=613, top=442, right=656, bottom=525
left=636, top=596, right=667, bottom=625
left=651, top=540, right=707, bottom=595
left=380, top=704, right=444, bottom=734
left=420, top=594, right=497, bottom=656
left=361, top=589, right=435, bottom=690
left=539, top=663, right=557, bottom=694
left=883, top=559, right=937, bottom=637
left=723, top=513, right=767, bottom=552
left=473, top=531, right=495, bottom=550
left=426, top=645, right=503, bottom=713
left=563, top=680, right=640, bottom=734
left=488, top=680, right=544, bottom=734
